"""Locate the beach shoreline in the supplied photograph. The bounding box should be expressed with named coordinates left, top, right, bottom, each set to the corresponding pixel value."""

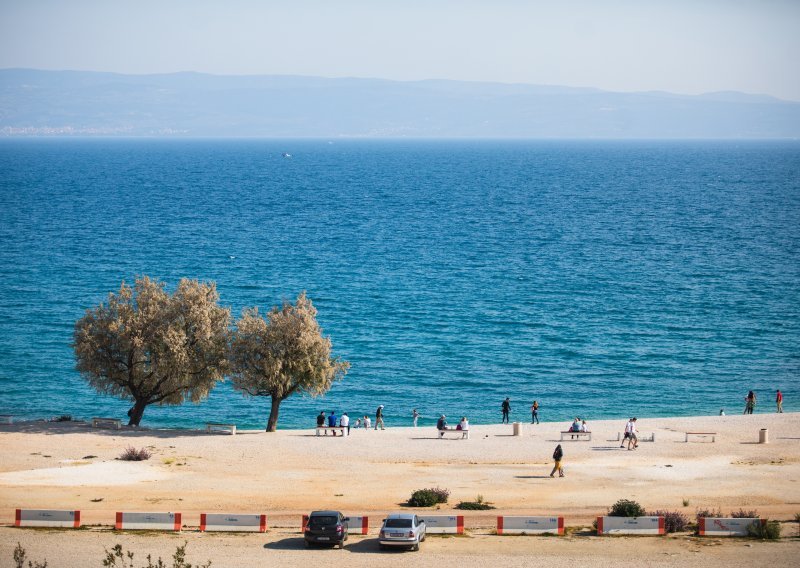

left=2, top=412, right=799, bottom=565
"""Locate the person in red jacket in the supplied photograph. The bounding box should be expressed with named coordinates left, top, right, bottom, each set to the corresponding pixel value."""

left=776, top=390, right=783, bottom=413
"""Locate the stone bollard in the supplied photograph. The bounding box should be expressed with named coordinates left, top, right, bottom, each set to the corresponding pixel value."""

left=512, top=422, right=521, bottom=436
left=759, top=428, right=768, bottom=444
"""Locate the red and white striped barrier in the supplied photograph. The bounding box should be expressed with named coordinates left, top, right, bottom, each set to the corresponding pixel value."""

left=200, top=513, right=266, bottom=532
left=497, top=516, right=564, bottom=535
left=422, top=515, right=464, bottom=534
left=698, top=517, right=762, bottom=536
left=115, top=512, right=181, bottom=531
left=596, top=516, right=664, bottom=535
left=345, top=515, right=369, bottom=535
left=15, top=509, right=80, bottom=528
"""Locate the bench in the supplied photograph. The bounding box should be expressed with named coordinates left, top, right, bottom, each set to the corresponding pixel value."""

left=685, top=432, right=716, bottom=443
left=617, top=432, right=655, bottom=442
left=438, top=428, right=469, bottom=439
left=560, top=430, right=591, bottom=441
left=206, top=423, right=236, bottom=435
left=315, top=426, right=347, bottom=436
left=0, top=415, right=13, bottom=424
left=91, top=417, right=121, bottom=429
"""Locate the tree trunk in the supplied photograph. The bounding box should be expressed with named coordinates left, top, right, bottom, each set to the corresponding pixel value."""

left=266, top=396, right=282, bottom=432
left=127, top=398, right=148, bottom=427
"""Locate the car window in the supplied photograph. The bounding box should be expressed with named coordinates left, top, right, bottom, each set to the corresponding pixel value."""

left=385, top=519, right=412, bottom=528
left=309, top=516, right=338, bottom=527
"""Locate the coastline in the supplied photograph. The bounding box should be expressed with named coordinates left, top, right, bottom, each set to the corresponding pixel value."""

left=2, top=412, right=799, bottom=566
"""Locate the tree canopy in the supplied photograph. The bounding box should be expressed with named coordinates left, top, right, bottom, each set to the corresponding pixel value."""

left=229, top=292, right=349, bottom=431
left=73, top=276, right=231, bottom=426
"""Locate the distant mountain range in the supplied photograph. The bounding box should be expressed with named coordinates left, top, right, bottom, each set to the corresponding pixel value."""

left=1, top=68, right=799, bottom=138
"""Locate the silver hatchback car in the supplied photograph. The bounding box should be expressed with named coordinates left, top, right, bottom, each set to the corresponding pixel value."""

left=378, top=513, right=426, bottom=551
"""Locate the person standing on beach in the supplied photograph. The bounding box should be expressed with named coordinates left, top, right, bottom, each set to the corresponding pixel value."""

left=776, top=390, right=783, bottom=413
left=550, top=444, right=564, bottom=477
left=530, top=401, right=540, bottom=424
left=375, top=405, right=385, bottom=430
left=501, top=397, right=511, bottom=424
left=412, top=409, right=420, bottom=427
left=340, top=412, right=350, bottom=435
left=744, top=391, right=756, bottom=414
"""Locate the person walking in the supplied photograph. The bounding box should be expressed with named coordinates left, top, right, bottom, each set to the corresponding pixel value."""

left=550, top=444, right=564, bottom=477
left=501, top=397, right=511, bottom=424
left=412, top=408, right=420, bottom=427
left=621, top=418, right=632, bottom=448
left=627, top=417, right=638, bottom=450
left=530, top=401, right=540, bottom=424
left=776, top=390, right=783, bottom=413
left=375, top=405, right=385, bottom=430
left=744, top=391, right=756, bottom=414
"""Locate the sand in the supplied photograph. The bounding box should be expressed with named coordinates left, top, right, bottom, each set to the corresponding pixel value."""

left=1, top=412, right=799, bottom=566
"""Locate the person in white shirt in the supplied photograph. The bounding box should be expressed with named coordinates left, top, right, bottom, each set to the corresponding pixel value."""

left=412, top=409, right=420, bottom=427
left=627, top=417, right=638, bottom=450
left=621, top=418, right=633, bottom=448
left=459, top=416, right=470, bottom=439
left=339, top=412, right=350, bottom=435
left=580, top=419, right=588, bottom=432
left=363, top=415, right=371, bottom=429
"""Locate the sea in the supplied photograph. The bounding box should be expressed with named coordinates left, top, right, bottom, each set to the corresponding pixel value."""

left=0, top=139, right=798, bottom=430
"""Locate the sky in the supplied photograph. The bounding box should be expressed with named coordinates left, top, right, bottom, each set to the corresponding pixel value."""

left=1, top=0, right=799, bottom=101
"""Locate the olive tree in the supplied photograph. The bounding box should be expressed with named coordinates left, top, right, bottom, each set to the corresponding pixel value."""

left=229, top=292, right=349, bottom=431
left=73, top=276, right=231, bottom=426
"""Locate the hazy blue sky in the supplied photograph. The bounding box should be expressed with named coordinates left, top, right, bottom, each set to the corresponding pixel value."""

left=2, top=0, right=799, bottom=101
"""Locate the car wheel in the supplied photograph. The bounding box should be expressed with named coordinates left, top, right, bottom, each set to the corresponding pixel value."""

left=421, top=532, right=426, bottom=542
left=412, top=541, right=420, bottom=551
left=379, top=544, right=388, bottom=551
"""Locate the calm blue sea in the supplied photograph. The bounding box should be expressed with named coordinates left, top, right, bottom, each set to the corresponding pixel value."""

left=0, top=139, right=798, bottom=429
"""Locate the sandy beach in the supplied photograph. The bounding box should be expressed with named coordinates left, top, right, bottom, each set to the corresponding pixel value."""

left=1, top=412, right=799, bottom=566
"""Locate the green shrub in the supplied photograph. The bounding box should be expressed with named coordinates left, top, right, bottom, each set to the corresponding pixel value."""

left=14, top=543, right=48, bottom=568
left=103, top=542, right=211, bottom=567
left=408, top=487, right=449, bottom=507
left=608, top=499, right=646, bottom=517
left=731, top=508, right=758, bottom=518
left=455, top=496, right=495, bottom=511
left=695, top=507, right=723, bottom=522
left=649, top=510, right=689, bottom=533
left=747, top=520, right=780, bottom=540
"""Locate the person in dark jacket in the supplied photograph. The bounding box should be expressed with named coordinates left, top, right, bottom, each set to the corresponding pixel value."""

left=550, top=444, right=564, bottom=477
left=436, top=415, right=448, bottom=438
left=317, top=411, right=327, bottom=435
left=501, top=397, right=511, bottom=424
left=375, top=405, right=385, bottom=430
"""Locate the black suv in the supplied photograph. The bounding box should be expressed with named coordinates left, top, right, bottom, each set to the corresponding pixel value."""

left=304, top=510, right=349, bottom=548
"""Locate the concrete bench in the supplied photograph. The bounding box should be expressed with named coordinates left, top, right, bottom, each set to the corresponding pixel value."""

left=206, top=423, right=236, bottom=435
left=91, top=417, right=121, bottom=429
left=438, top=428, right=469, bottom=439
left=315, top=426, right=347, bottom=436
left=560, top=430, right=591, bottom=441
left=685, top=431, right=716, bottom=443
left=0, top=415, right=14, bottom=424
left=617, top=432, right=655, bottom=442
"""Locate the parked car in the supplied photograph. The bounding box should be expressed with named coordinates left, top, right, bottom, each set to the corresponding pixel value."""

left=304, top=510, right=349, bottom=548
left=379, top=513, right=426, bottom=551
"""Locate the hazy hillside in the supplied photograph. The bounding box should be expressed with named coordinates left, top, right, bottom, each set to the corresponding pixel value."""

left=1, top=69, right=799, bottom=138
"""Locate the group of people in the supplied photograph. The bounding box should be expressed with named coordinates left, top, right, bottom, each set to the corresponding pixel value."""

left=502, top=397, right=543, bottom=424
left=315, top=405, right=386, bottom=434
left=741, top=390, right=784, bottom=414
left=621, top=417, right=638, bottom=450
left=436, top=414, right=470, bottom=438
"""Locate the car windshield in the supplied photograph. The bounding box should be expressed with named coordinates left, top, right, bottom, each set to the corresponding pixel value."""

left=309, top=516, right=337, bottom=528
left=385, top=519, right=412, bottom=528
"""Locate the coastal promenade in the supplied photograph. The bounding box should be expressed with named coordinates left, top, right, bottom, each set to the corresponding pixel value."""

left=1, top=413, right=798, bottom=566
